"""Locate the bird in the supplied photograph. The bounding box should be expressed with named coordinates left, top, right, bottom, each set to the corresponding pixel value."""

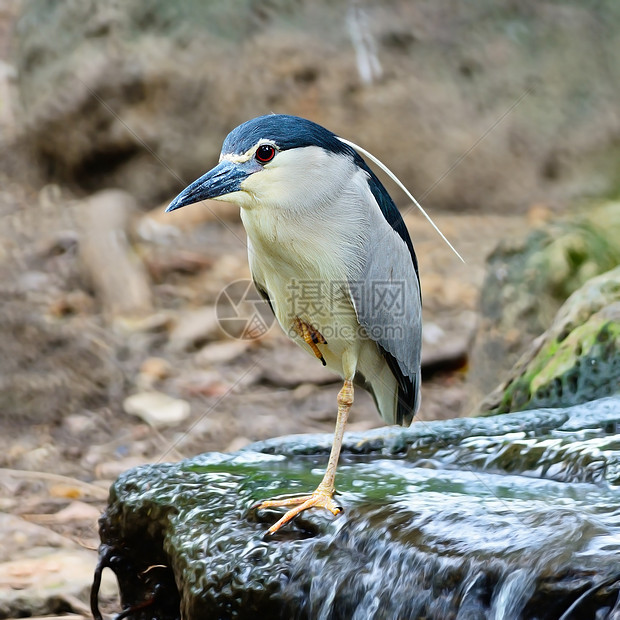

left=167, top=114, right=423, bottom=535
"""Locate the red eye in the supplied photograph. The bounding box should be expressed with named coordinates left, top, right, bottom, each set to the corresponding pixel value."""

left=255, top=144, right=276, bottom=163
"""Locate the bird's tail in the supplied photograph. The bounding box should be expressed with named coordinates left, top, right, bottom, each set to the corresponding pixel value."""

left=356, top=355, right=420, bottom=427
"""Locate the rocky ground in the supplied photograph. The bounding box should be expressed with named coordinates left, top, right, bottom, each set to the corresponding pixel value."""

left=0, top=90, right=534, bottom=620
left=0, top=154, right=533, bottom=620
left=1, top=1, right=614, bottom=618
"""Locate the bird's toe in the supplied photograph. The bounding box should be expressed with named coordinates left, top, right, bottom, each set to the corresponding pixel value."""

left=255, top=489, right=344, bottom=534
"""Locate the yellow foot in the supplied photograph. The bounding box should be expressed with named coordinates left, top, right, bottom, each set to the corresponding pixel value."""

left=256, top=489, right=343, bottom=534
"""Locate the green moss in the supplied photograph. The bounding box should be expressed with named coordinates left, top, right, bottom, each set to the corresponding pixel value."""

left=534, top=321, right=618, bottom=389
left=493, top=319, right=620, bottom=414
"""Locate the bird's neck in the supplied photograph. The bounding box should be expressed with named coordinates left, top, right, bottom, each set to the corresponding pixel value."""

left=239, top=197, right=367, bottom=286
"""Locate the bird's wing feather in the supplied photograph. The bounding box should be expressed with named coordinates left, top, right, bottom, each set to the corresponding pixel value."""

left=359, top=158, right=420, bottom=283
left=349, top=171, right=422, bottom=425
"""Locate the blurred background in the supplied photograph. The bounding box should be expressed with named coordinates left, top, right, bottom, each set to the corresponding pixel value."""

left=0, top=0, right=619, bottom=613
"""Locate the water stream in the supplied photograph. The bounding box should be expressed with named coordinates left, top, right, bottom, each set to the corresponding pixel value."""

left=94, top=396, right=620, bottom=619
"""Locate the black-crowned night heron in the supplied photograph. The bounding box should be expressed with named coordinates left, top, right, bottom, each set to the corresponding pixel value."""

left=167, top=114, right=427, bottom=534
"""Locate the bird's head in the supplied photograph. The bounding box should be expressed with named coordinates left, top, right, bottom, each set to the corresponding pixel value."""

left=166, top=114, right=359, bottom=214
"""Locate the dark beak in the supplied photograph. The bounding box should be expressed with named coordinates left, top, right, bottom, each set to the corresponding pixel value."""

left=166, top=160, right=249, bottom=212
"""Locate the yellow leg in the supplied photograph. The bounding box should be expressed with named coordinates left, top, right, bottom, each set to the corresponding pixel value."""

left=257, top=379, right=354, bottom=534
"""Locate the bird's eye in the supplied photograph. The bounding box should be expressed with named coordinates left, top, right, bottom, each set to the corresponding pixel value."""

left=255, top=144, right=276, bottom=164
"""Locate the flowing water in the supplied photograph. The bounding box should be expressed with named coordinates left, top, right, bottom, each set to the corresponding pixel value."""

left=276, top=458, right=619, bottom=618
left=96, top=396, right=620, bottom=619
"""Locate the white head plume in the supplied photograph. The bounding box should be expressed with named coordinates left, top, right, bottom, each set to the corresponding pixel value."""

left=338, top=137, right=465, bottom=263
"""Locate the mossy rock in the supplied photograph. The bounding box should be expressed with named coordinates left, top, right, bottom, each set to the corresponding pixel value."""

left=468, top=202, right=620, bottom=403
left=92, top=397, right=620, bottom=619
left=480, top=266, right=620, bottom=415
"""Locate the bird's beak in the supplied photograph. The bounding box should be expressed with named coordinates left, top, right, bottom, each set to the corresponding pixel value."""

left=166, top=160, right=250, bottom=212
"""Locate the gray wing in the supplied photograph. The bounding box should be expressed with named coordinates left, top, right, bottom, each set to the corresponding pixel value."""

left=349, top=203, right=422, bottom=425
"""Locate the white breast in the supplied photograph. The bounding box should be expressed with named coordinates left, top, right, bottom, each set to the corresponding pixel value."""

left=238, top=148, right=374, bottom=378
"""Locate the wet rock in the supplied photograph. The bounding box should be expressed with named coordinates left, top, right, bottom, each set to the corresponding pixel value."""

left=468, top=202, right=620, bottom=405
left=93, top=396, right=620, bottom=619
left=479, top=265, right=620, bottom=414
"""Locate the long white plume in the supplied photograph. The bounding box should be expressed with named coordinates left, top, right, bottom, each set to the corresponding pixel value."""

left=338, top=137, right=465, bottom=263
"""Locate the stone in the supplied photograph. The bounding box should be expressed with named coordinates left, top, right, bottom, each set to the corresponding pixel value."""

left=0, top=60, right=16, bottom=135
left=195, top=340, right=249, bottom=366
left=0, top=548, right=117, bottom=619
left=167, top=307, right=223, bottom=352
left=92, top=396, right=620, bottom=619
left=123, top=391, right=191, bottom=428
left=479, top=266, right=620, bottom=415
left=25, top=501, right=102, bottom=526
left=137, top=199, right=240, bottom=244
left=136, top=356, right=171, bottom=390
left=420, top=311, right=476, bottom=373
left=0, top=513, right=77, bottom=563
left=224, top=436, right=252, bottom=453
left=94, top=456, right=153, bottom=481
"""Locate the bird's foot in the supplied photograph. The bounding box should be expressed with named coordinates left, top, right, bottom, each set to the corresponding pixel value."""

left=255, top=488, right=342, bottom=534
left=293, top=318, right=327, bottom=366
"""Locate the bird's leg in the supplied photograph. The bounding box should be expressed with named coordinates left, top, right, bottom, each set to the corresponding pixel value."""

left=293, top=318, right=327, bottom=366
left=257, top=379, right=354, bottom=534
